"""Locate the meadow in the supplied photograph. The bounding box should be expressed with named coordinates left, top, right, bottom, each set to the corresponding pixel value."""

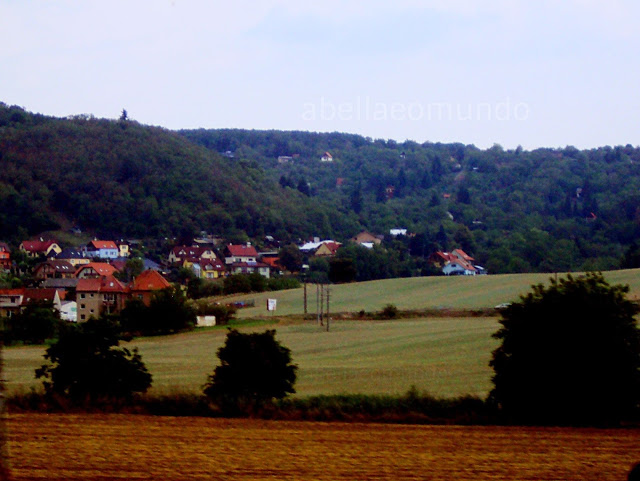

left=227, top=269, right=640, bottom=318
left=5, top=317, right=499, bottom=398
left=7, top=413, right=640, bottom=480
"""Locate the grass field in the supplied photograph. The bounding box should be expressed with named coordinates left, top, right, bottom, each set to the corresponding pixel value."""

left=5, top=317, right=499, bottom=398
left=227, top=269, right=640, bottom=318
left=7, top=413, right=640, bottom=480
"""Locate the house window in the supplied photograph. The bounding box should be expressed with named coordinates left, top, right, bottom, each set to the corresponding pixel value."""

left=80, top=293, right=85, bottom=299
left=90, top=309, right=94, bottom=314
left=80, top=304, right=85, bottom=309
left=90, top=293, right=94, bottom=298
left=80, top=314, right=86, bottom=321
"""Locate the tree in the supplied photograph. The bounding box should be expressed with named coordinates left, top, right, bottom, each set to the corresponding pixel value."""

left=278, top=244, right=303, bottom=273
left=203, top=329, right=297, bottom=411
left=490, top=273, right=640, bottom=425
left=36, top=317, right=152, bottom=402
left=7, top=301, right=61, bottom=345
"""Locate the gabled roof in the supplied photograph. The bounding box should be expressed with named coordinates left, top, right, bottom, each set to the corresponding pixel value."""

left=56, top=248, right=86, bottom=259
left=226, top=244, right=259, bottom=257
left=130, top=270, right=171, bottom=291
left=0, top=288, right=25, bottom=297
left=75, top=262, right=117, bottom=277
left=22, top=288, right=59, bottom=305
left=34, top=260, right=75, bottom=273
left=0, top=242, right=10, bottom=252
left=21, top=239, right=58, bottom=253
left=452, top=248, right=474, bottom=262
left=88, top=240, right=118, bottom=250
left=201, top=261, right=226, bottom=271
left=77, top=275, right=128, bottom=293
left=170, top=245, right=213, bottom=259
left=261, top=257, right=281, bottom=269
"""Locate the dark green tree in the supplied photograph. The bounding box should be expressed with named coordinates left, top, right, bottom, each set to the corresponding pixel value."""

left=8, top=301, right=61, bottom=345
left=490, top=273, right=640, bottom=425
left=203, top=329, right=297, bottom=411
left=36, top=317, right=151, bottom=402
left=328, top=258, right=357, bottom=283
left=278, top=244, right=303, bottom=273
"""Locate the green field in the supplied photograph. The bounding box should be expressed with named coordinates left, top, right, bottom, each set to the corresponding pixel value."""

left=6, top=270, right=640, bottom=399
left=5, top=317, right=499, bottom=398
left=227, top=270, right=640, bottom=318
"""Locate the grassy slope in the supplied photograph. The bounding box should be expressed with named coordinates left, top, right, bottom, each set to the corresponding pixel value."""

left=5, top=317, right=498, bottom=398
left=228, top=269, right=640, bottom=318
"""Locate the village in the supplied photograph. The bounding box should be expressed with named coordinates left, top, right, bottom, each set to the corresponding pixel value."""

left=0, top=231, right=485, bottom=324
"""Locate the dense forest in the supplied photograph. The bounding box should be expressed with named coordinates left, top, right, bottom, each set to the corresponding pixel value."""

left=2, top=103, right=640, bottom=275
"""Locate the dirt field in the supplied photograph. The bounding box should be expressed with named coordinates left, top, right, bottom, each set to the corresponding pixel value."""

left=6, top=414, right=640, bottom=480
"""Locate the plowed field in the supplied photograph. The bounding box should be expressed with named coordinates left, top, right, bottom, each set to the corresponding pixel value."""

left=6, top=414, right=640, bottom=480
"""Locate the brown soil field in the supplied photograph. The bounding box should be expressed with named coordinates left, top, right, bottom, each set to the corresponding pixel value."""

left=5, top=414, right=640, bottom=480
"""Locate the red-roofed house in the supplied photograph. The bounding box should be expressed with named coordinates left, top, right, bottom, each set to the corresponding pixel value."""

left=21, top=288, right=62, bottom=312
left=224, top=244, right=258, bottom=265
left=75, top=262, right=118, bottom=279
left=19, top=239, right=62, bottom=258
left=429, top=249, right=480, bottom=276
left=198, top=260, right=226, bottom=280
left=85, top=240, right=119, bottom=259
left=130, top=270, right=172, bottom=306
left=0, top=288, right=25, bottom=317
left=0, top=287, right=62, bottom=317
left=168, top=246, right=217, bottom=264
left=76, top=275, right=128, bottom=321
left=314, top=241, right=341, bottom=257
left=0, top=242, right=10, bottom=271
left=33, top=260, right=76, bottom=280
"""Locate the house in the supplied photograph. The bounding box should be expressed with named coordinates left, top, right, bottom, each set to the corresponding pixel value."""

left=277, top=156, right=293, bottom=163
left=0, top=289, right=25, bottom=317
left=0, top=242, right=10, bottom=270
left=76, top=275, right=128, bottom=321
left=199, top=260, right=226, bottom=280
left=33, top=260, right=76, bottom=280
left=129, top=269, right=172, bottom=306
left=21, top=288, right=62, bottom=313
left=60, top=301, right=77, bottom=322
left=75, top=262, right=118, bottom=279
left=320, top=152, right=333, bottom=162
left=443, top=259, right=477, bottom=276
left=389, top=229, right=407, bottom=237
left=19, top=239, right=62, bottom=258
left=351, top=231, right=382, bottom=246
left=261, top=257, right=282, bottom=275
left=224, top=244, right=258, bottom=264
left=168, top=245, right=217, bottom=264
left=430, top=248, right=482, bottom=276
left=116, top=241, right=130, bottom=258
left=314, top=241, right=341, bottom=257
left=55, top=248, right=90, bottom=266
left=85, top=240, right=119, bottom=259
left=229, top=261, right=271, bottom=278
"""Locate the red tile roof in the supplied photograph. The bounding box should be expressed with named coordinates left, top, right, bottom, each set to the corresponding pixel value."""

left=77, top=276, right=128, bottom=293
left=130, top=270, right=171, bottom=291
left=22, top=288, right=59, bottom=305
left=89, top=240, right=118, bottom=250
left=75, top=262, right=118, bottom=277
left=21, top=239, right=58, bottom=253
left=226, top=244, right=258, bottom=257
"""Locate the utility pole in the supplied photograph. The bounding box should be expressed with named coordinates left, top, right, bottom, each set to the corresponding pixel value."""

left=319, top=284, right=324, bottom=326
left=303, top=280, right=307, bottom=316
left=326, top=286, right=331, bottom=332
left=316, top=283, right=320, bottom=325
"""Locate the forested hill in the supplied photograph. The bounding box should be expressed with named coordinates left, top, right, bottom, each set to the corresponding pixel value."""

left=181, top=128, right=640, bottom=273
left=0, top=104, right=359, bottom=243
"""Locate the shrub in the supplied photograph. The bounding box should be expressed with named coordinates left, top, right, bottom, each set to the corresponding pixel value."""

left=380, top=304, right=399, bottom=319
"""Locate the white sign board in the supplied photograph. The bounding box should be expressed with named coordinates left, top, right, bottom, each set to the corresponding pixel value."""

left=267, top=299, right=277, bottom=311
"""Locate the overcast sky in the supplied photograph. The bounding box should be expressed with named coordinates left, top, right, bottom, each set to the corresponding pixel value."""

left=2, top=1, right=639, bottom=150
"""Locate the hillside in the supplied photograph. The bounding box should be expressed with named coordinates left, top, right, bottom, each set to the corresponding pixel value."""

left=0, top=104, right=358, bottom=243
left=182, top=128, right=640, bottom=274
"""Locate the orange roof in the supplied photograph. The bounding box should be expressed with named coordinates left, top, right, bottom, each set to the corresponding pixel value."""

left=89, top=240, right=118, bottom=250
left=77, top=275, right=128, bottom=293
left=226, top=244, right=259, bottom=258
left=131, top=270, right=171, bottom=291
left=76, top=262, right=117, bottom=277
left=0, top=288, right=25, bottom=296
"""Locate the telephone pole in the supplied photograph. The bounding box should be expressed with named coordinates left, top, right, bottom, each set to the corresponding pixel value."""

left=326, top=286, right=331, bottom=332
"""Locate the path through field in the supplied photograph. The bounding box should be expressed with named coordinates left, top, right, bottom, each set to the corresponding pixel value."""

left=7, top=414, right=640, bottom=480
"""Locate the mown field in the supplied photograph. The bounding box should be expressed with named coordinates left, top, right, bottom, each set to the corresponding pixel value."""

left=7, top=413, right=640, bottom=480
left=227, top=269, right=640, bottom=318
left=5, top=317, right=499, bottom=397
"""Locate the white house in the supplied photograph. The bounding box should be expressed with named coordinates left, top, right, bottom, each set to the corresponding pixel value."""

left=85, top=240, right=119, bottom=259
left=320, top=152, right=333, bottom=162
left=60, top=301, right=77, bottom=322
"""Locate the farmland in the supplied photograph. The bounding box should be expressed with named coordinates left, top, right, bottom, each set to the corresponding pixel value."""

left=7, top=413, right=640, bottom=480
left=5, top=317, right=499, bottom=397
left=227, top=269, right=640, bottom=318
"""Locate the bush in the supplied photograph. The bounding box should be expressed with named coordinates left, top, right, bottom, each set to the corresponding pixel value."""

left=490, top=273, right=640, bottom=425
left=35, top=317, right=152, bottom=403
left=204, top=329, right=297, bottom=413
left=380, top=304, right=399, bottom=319
left=267, top=276, right=301, bottom=291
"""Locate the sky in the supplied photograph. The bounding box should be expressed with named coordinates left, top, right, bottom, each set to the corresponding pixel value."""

left=2, top=0, right=639, bottom=150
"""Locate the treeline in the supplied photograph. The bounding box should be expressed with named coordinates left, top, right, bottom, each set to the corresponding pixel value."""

left=183, top=128, right=640, bottom=273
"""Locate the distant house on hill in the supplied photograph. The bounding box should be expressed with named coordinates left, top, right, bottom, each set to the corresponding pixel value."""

left=33, top=260, right=76, bottom=280
left=0, top=242, right=10, bottom=271
left=130, top=269, right=172, bottom=306
left=75, top=262, right=118, bottom=279
left=19, top=239, right=62, bottom=258
left=351, top=231, right=382, bottom=247
left=168, top=245, right=217, bottom=265
left=85, top=240, right=119, bottom=259
left=224, top=244, right=258, bottom=264
left=76, top=275, right=128, bottom=321
left=429, top=249, right=485, bottom=276
left=320, top=152, right=333, bottom=162
left=56, top=248, right=90, bottom=267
